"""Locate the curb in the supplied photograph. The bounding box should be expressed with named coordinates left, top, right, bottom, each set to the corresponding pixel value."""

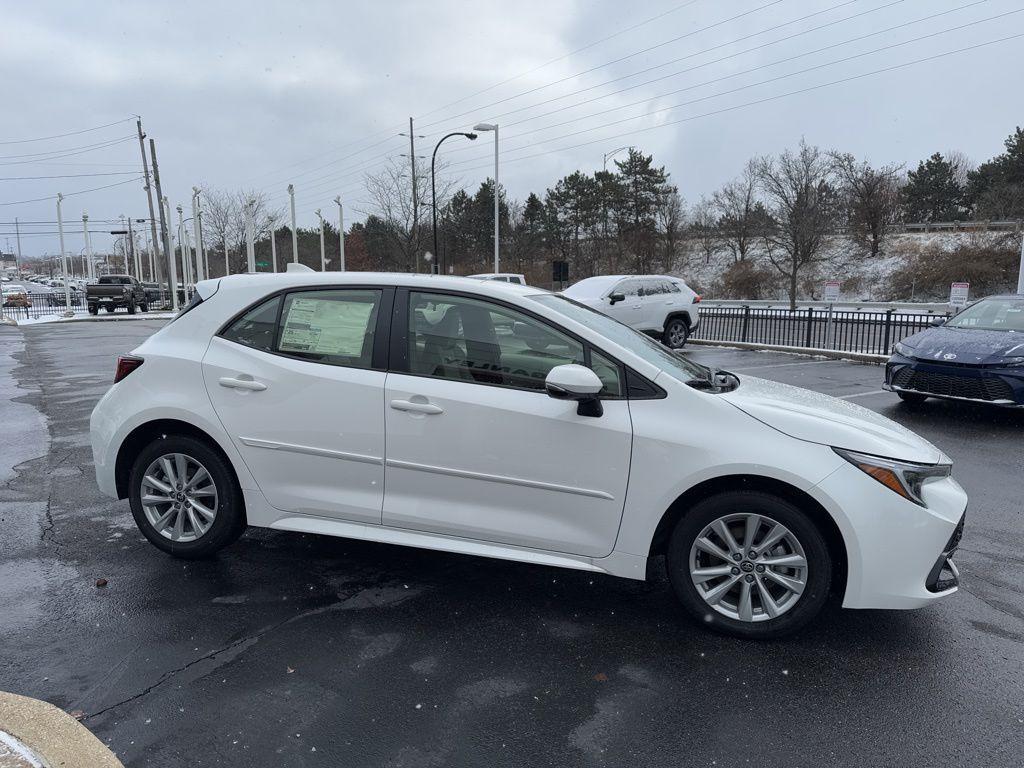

left=2, top=313, right=175, bottom=327
left=0, top=691, right=124, bottom=768
left=688, top=338, right=887, bottom=364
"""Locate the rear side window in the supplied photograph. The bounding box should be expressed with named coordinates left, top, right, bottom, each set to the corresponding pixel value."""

left=277, top=289, right=381, bottom=368
left=221, top=296, right=280, bottom=352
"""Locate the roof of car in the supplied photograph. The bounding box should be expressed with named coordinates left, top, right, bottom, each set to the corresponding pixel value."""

left=563, top=274, right=683, bottom=296
left=198, top=271, right=547, bottom=300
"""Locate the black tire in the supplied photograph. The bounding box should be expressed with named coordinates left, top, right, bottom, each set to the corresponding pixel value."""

left=662, top=317, right=690, bottom=349
left=104, top=304, right=115, bottom=313
left=666, top=491, right=832, bottom=640
left=127, top=301, right=136, bottom=315
left=139, top=303, right=149, bottom=313
left=897, top=391, right=928, bottom=406
left=88, top=305, right=98, bottom=315
left=128, top=434, right=246, bottom=559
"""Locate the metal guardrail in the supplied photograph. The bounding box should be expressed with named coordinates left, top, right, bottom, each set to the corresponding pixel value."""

left=897, top=219, right=1022, bottom=234
left=1, top=290, right=179, bottom=321
left=693, top=305, right=949, bottom=356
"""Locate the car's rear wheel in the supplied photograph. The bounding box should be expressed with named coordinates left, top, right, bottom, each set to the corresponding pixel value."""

left=666, top=491, right=831, bottom=639
left=88, top=305, right=98, bottom=315
left=663, top=317, right=690, bottom=349
left=139, top=302, right=148, bottom=312
left=104, top=304, right=114, bottom=313
left=128, top=435, right=246, bottom=559
left=897, top=391, right=928, bottom=406
left=127, top=301, right=136, bottom=315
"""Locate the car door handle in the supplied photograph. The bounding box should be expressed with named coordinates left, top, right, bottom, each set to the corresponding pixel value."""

left=390, top=399, right=443, bottom=415
left=219, top=376, right=267, bottom=392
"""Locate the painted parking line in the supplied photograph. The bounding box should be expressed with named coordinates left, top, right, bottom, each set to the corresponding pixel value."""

left=837, top=389, right=888, bottom=400
left=730, top=359, right=836, bottom=372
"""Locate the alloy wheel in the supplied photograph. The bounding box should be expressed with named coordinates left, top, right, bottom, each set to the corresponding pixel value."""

left=668, top=322, right=688, bottom=347
left=139, top=453, right=219, bottom=542
left=688, top=513, right=808, bottom=622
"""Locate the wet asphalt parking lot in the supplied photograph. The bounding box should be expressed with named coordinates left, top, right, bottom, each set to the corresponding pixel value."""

left=1, top=318, right=1021, bottom=767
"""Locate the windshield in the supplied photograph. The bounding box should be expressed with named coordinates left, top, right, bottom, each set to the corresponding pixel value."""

left=531, top=294, right=710, bottom=383
left=946, top=297, right=1024, bottom=332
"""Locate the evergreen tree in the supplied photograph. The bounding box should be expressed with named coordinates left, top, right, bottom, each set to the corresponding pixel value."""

left=966, top=127, right=1024, bottom=219
left=901, top=153, right=966, bottom=222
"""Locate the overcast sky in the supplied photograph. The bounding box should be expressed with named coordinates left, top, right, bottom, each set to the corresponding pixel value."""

left=2, top=0, right=1022, bottom=259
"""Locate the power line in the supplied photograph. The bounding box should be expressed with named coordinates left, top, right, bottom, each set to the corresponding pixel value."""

left=415, top=0, right=788, bottom=132
left=0, top=176, right=143, bottom=207
left=415, top=0, right=706, bottom=120
left=0, top=172, right=139, bottom=181
left=0, top=137, right=137, bottom=167
left=448, top=32, right=1024, bottom=177
left=0, top=117, right=138, bottom=146
left=0, top=135, right=137, bottom=160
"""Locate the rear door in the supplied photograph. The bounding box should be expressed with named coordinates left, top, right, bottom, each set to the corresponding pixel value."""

left=382, top=289, right=632, bottom=557
left=203, top=286, right=392, bottom=524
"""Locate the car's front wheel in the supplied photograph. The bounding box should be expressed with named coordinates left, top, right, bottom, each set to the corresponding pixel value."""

left=128, top=435, right=246, bottom=559
left=666, top=491, right=831, bottom=639
left=662, top=317, right=690, bottom=349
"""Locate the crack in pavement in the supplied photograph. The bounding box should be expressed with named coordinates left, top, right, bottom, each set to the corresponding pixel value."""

left=82, top=577, right=392, bottom=722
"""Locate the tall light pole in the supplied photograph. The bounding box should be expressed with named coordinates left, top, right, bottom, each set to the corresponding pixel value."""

left=333, top=196, right=345, bottom=271
left=162, top=196, right=178, bottom=311
left=56, top=193, right=73, bottom=316
left=288, top=184, right=298, bottom=263
left=176, top=205, right=192, bottom=290
left=473, top=123, right=500, bottom=273
left=82, top=213, right=93, bottom=280
left=269, top=216, right=278, bottom=273
left=315, top=209, right=326, bottom=271
left=192, top=187, right=205, bottom=282
left=245, top=199, right=256, bottom=272
left=432, top=131, right=477, bottom=275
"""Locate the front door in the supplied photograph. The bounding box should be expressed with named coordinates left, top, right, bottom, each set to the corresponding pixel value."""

left=203, top=287, right=389, bottom=524
left=383, top=290, right=632, bottom=558
left=605, top=278, right=646, bottom=329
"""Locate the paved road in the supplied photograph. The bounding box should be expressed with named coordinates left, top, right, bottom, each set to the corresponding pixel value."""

left=1, top=320, right=1021, bottom=767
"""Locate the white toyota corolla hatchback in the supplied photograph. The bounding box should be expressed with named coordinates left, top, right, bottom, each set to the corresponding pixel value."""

left=90, top=270, right=966, bottom=638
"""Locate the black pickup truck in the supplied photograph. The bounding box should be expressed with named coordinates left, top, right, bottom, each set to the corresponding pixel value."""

left=86, top=275, right=148, bottom=315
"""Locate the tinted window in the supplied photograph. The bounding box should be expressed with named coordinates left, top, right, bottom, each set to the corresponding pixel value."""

left=409, top=291, right=585, bottom=390
left=221, top=296, right=280, bottom=352
left=946, top=297, right=1024, bottom=332
left=277, top=289, right=381, bottom=368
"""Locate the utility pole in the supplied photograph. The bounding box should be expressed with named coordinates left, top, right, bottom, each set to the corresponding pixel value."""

left=126, top=216, right=138, bottom=278
left=316, top=209, right=326, bottom=271
left=334, top=196, right=345, bottom=271
left=137, top=120, right=161, bottom=284
left=288, top=184, right=298, bottom=263
left=82, top=214, right=93, bottom=279
left=14, top=218, right=23, bottom=276
left=408, top=117, right=419, bottom=272
left=149, top=139, right=174, bottom=304
left=192, top=187, right=205, bottom=282
left=56, top=193, right=73, bottom=316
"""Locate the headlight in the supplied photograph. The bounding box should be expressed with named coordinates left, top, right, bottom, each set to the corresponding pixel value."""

left=833, top=448, right=951, bottom=507
left=893, top=341, right=914, bottom=357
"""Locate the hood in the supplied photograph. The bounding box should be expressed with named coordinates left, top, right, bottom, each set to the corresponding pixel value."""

left=900, top=326, right=1024, bottom=366
left=721, top=375, right=945, bottom=465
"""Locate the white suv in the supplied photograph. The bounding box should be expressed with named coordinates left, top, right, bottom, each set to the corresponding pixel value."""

left=563, top=275, right=700, bottom=349
left=90, top=272, right=965, bottom=639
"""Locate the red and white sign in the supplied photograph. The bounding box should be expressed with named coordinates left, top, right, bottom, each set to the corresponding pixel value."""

left=823, top=280, right=841, bottom=304
left=949, top=282, right=970, bottom=308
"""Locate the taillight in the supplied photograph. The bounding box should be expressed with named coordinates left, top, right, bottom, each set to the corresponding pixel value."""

left=114, top=355, right=144, bottom=383
left=693, top=295, right=702, bottom=303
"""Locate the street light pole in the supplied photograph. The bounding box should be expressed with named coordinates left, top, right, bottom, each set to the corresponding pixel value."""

left=288, top=184, right=298, bottom=263
left=245, top=200, right=256, bottom=272
left=192, top=188, right=205, bottom=282
left=82, top=213, right=93, bottom=280
left=56, top=193, right=73, bottom=316
left=431, top=131, right=477, bottom=275
left=316, top=209, right=326, bottom=271
left=333, top=196, right=345, bottom=271
left=473, top=123, right=500, bottom=273
left=269, top=216, right=278, bottom=273
left=162, top=196, right=178, bottom=311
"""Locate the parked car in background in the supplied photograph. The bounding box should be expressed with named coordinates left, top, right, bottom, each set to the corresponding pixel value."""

left=2, top=284, right=30, bottom=308
left=86, top=274, right=148, bottom=315
left=91, top=271, right=965, bottom=639
left=885, top=294, right=1024, bottom=407
left=562, top=275, right=701, bottom=349
left=141, top=282, right=165, bottom=307
left=468, top=273, right=527, bottom=285
left=46, top=286, right=84, bottom=307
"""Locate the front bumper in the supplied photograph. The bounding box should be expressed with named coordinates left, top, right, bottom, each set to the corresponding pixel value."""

left=885, top=353, right=1024, bottom=407
left=814, top=461, right=967, bottom=610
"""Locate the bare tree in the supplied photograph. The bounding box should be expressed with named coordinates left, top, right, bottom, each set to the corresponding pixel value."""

left=361, top=156, right=457, bottom=272
left=713, top=159, right=766, bottom=263
left=945, top=149, right=975, bottom=190
left=830, top=153, right=902, bottom=258
left=757, top=140, right=838, bottom=310
left=656, top=187, right=685, bottom=273
left=200, top=187, right=281, bottom=276
left=688, top=197, right=721, bottom=267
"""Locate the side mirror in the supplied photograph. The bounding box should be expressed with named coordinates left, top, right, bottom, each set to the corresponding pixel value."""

left=608, top=292, right=625, bottom=305
left=545, top=364, right=603, bottom=417
left=930, top=316, right=946, bottom=327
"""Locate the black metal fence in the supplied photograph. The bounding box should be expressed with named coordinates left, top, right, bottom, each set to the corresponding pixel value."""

left=692, top=306, right=948, bottom=355
left=1, top=290, right=180, bottom=322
